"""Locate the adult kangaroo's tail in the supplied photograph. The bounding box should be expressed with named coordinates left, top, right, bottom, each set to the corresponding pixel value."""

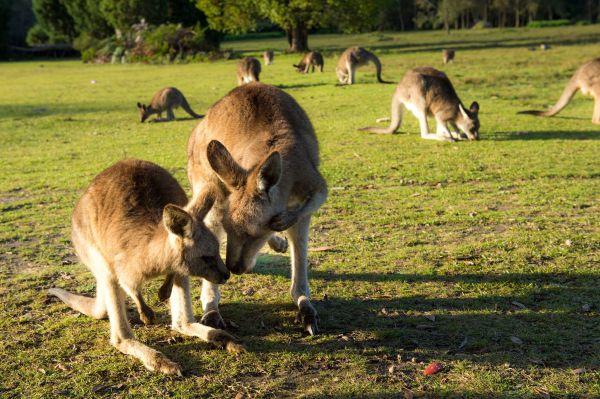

left=370, top=54, right=394, bottom=84
left=359, top=94, right=403, bottom=134
left=518, top=77, right=579, bottom=117
left=180, top=95, right=203, bottom=119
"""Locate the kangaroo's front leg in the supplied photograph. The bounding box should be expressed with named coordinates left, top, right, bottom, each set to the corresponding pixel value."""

left=287, top=215, right=318, bottom=335
left=169, top=274, right=244, bottom=352
left=199, top=278, right=226, bottom=329
left=104, top=278, right=181, bottom=375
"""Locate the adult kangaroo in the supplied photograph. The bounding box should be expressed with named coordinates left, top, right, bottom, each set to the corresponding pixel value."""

left=163, top=82, right=328, bottom=335
left=336, top=46, right=393, bottom=85
left=518, top=58, right=600, bottom=124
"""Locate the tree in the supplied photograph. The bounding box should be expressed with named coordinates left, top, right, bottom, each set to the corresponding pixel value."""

left=0, top=0, right=9, bottom=56
left=31, top=0, right=77, bottom=43
left=63, top=0, right=112, bottom=39
left=99, top=0, right=168, bottom=33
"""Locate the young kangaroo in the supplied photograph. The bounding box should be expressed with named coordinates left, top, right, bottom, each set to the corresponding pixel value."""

left=263, top=50, right=274, bottom=65
left=442, top=49, right=455, bottom=64
left=518, top=58, right=600, bottom=124
left=160, top=82, right=327, bottom=336
left=48, top=159, right=243, bottom=375
left=360, top=67, right=480, bottom=141
left=236, top=57, right=261, bottom=86
left=335, top=46, right=393, bottom=85
left=294, top=51, right=324, bottom=73
left=137, top=87, right=202, bottom=123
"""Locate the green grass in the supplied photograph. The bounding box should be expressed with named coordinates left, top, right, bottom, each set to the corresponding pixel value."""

left=1, top=25, right=599, bottom=398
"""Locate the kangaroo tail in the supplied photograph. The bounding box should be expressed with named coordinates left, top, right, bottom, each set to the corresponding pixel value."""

left=359, top=94, right=403, bottom=134
left=180, top=96, right=203, bottom=119
left=518, top=77, right=579, bottom=117
left=371, top=54, right=394, bottom=84
left=48, top=287, right=107, bottom=319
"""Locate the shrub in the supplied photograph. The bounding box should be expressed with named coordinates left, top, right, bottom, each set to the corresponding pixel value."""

left=527, top=19, right=571, bottom=28
left=26, top=24, right=50, bottom=45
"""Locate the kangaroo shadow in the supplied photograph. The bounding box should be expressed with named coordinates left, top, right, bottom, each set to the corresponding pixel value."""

left=492, top=130, right=599, bottom=140
left=148, top=116, right=203, bottom=123
left=276, top=82, right=329, bottom=89
left=0, top=102, right=123, bottom=119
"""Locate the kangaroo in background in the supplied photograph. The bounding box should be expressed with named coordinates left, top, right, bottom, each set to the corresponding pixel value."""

left=263, top=50, right=274, bottom=65
left=360, top=67, right=480, bottom=141
left=442, top=49, right=455, bottom=64
left=518, top=58, right=600, bottom=124
left=236, top=57, right=261, bottom=86
left=48, top=159, right=243, bottom=375
left=137, top=87, right=202, bottom=122
left=335, top=46, right=393, bottom=85
left=294, top=51, right=324, bottom=73
left=160, top=83, right=327, bottom=336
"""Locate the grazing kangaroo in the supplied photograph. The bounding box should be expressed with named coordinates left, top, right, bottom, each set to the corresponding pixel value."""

left=518, top=58, right=600, bottom=124
left=442, top=49, right=455, bottom=64
left=48, top=159, right=243, bottom=375
left=263, top=50, right=274, bottom=65
left=335, top=46, right=392, bottom=85
left=137, top=87, right=202, bottom=123
left=360, top=67, right=480, bottom=141
left=294, top=51, right=324, bottom=73
left=160, top=82, right=327, bottom=335
left=236, top=57, right=261, bottom=86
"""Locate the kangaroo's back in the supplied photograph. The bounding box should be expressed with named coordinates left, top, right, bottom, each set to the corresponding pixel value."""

left=236, top=57, right=261, bottom=85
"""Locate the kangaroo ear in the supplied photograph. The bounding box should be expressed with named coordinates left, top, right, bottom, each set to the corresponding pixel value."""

left=256, top=151, right=282, bottom=195
left=206, top=140, right=247, bottom=190
left=459, top=103, right=469, bottom=119
left=191, top=188, right=216, bottom=222
left=137, top=102, right=142, bottom=109
left=163, top=204, right=193, bottom=238
left=469, top=101, right=480, bottom=114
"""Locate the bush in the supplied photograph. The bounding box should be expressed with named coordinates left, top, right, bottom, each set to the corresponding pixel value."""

left=26, top=24, right=51, bottom=45
left=527, top=19, right=571, bottom=28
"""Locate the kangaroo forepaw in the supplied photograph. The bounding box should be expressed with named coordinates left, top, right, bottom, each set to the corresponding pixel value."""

left=269, top=211, right=298, bottom=232
left=200, top=310, right=226, bottom=330
left=268, top=235, right=288, bottom=253
left=296, top=304, right=319, bottom=336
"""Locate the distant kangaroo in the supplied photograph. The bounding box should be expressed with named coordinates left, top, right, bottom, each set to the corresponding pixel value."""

left=360, top=67, right=480, bottom=141
left=294, top=51, right=324, bottom=73
left=335, top=46, right=393, bottom=85
left=159, top=83, right=328, bottom=336
left=48, top=159, right=243, bottom=375
left=236, top=57, right=261, bottom=86
left=263, top=50, right=274, bottom=65
left=518, top=58, right=600, bottom=124
left=442, top=49, right=455, bottom=64
left=137, top=87, right=201, bottom=122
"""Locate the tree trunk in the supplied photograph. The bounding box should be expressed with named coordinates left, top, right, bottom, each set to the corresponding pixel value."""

left=287, top=21, right=308, bottom=53
left=515, top=0, right=520, bottom=27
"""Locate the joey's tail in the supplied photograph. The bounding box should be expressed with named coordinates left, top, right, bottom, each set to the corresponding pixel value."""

left=518, top=77, right=579, bottom=117
left=48, top=287, right=107, bottom=319
left=359, top=94, right=403, bottom=134
left=180, top=95, right=203, bottom=119
left=370, top=54, right=394, bottom=84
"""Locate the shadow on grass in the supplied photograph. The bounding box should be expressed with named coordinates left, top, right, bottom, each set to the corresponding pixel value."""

left=0, top=103, right=124, bottom=119
left=276, top=82, right=330, bottom=89
left=492, top=130, right=599, bottom=140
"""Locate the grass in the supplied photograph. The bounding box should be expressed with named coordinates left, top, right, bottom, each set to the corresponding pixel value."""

left=1, top=25, right=599, bottom=398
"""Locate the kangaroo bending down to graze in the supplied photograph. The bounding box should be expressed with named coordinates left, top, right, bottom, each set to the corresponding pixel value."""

left=360, top=67, right=480, bottom=141
left=263, top=50, right=274, bottom=65
left=48, top=159, right=243, bottom=375
left=442, top=49, right=455, bottom=64
left=335, top=46, right=393, bottom=85
left=518, top=58, right=600, bottom=124
left=236, top=57, right=261, bottom=86
left=137, top=87, right=202, bottom=122
left=159, top=83, right=328, bottom=335
left=294, top=51, right=324, bottom=73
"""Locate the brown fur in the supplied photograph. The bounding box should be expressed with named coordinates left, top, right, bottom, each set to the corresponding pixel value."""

left=48, top=160, right=242, bottom=375
left=236, top=57, right=261, bottom=86
left=335, top=46, right=392, bottom=85
left=294, top=51, right=324, bottom=73
left=161, top=83, right=327, bottom=335
left=263, top=50, right=274, bottom=65
left=518, top=58, right=600, bottom=124
left=137, top=87, right=202, bottom=122
left=360, top=67, right=480, bottom=141
left=442, top=49, right=455, bottom=64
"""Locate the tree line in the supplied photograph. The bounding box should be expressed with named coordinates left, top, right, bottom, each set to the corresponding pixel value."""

left=0, top=0, right=598, bottom=59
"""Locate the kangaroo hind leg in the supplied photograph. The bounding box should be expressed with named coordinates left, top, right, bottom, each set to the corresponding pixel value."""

left=592, top=94, right=600, bottom=124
